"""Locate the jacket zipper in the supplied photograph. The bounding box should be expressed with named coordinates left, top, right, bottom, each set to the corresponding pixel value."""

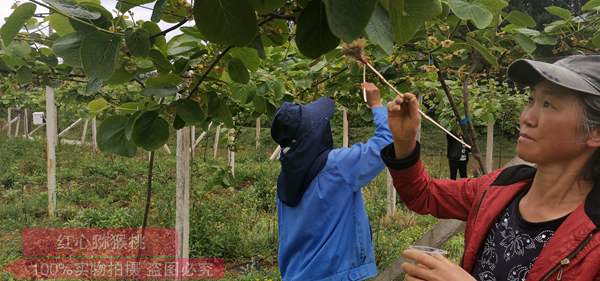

left=540, top=229, right=598, bottom=281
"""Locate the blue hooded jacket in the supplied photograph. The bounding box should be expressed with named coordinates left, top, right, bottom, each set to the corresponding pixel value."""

left=276, top=105, right=393, bottom=281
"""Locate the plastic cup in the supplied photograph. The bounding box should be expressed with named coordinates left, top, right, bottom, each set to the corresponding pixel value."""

left=407, top=245, right=448, bottom=258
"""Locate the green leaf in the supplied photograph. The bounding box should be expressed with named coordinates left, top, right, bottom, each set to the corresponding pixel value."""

left=505, top=10, right=536, bottom=28
left=106, top=66, right=134, bottom=85
left=473, top=0, right=507, bottom=13
left=141, top=73, right=182, bottom=97
left=86, top=78, right=104, bottom=94
left=296, top=0, right=340, bottom=59
left=149, top=49, right=172, bottom=73
left=116, top=102, right=144, bottom=114
left=151, top=0, right=168, bottom=22
left=515, top=27, right=540, bottom=37
left=466, top=37, right=497, bottom=68
left=448, top=0, right=492, bottom=29
left=48, top=14, right=75, bottom=36
left=117, top=0, right=154, bottom=12
left=87, top=98, right=110, bottom=114
left=132, top=111, right=170, bottom=151
left=583, top=0, right=600, bottom=11
left=217, top=103, right=234, bottom=128
left=161, top=0, right=190, bottom=23
left=544, top=20, right=567, bottom=33
left=512, top=33, right=536, bottom=54
left=98, top=115, right=138, bottom=157
left=253, top=95, right=267, bottom=114
left=365, top=3, right=394, bottom=55
left=173, top=114, right=186, bottom=129
left=228, top=58, right=250, bottom=84
left=592, top=32, right=600, bottom=48
left=16, top=66, right=33, bottom=84
left=383, top=0, right=442, bottom=45
left=193, top=0, right=258, bottom=46
left=43, top=0, right=101, bottom=19
left=322, top=0, right=377, bottom=42
left=1, top=3, right=36, bottom=46
left=81, top=31, right=121, bottom=80
left=174, top=99, right=204, bottom=123
left=230, top=47, right=260, bottom=72
left=69, top=2, right=112, bottom=32
left=125, top=28, right=151, bottom=57
left=249, top=0, right=284, bottom=13
left=52, top=33, right=83, bottom=67
left=533, top=34, right=558, bottom=46
left=545, top=6, right=572, bottom=21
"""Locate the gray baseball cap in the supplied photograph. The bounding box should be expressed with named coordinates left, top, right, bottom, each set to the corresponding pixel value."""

left=507, top=55, right=600, bottom=96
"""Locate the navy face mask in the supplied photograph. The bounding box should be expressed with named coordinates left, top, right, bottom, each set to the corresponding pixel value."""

left=271, top=97, right=335, bottom=207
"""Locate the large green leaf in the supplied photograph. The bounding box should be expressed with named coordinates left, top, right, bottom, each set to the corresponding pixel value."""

left=43, top=0, right=100, bottom=19
left=125, top=28, right=151, bottom=57
left=151, top=0, right=168, bottom=22
left=193, top=0, right=258, bottom=46
left=250, top=0, right=284, bottom=13
left=16, top=66, right=33, bottom=84
left=582, top=0, right=600, bottom=12
left=69, top=2, right=112, bottom=32
left=448, top=0, right=492, bottom=29
left=98, top=115, right=138, bottom=157
left=473, top=0, right=507, bottom=13
left=466, top=37, right=498, bottom=68
left=505, top=10, right=536, bottom=28
left=296, top=0, right=340, bottom=59
left=1, top=3, right=36, bottom=46
left=383, top=0, right=442, bottom=45
left=230, top=47, right=260, bottom=72
left=365, top=3, right=393, bottom=55
left=592, top=32, right=600, bottom=48
left=174, top=99, right=205, bottom=124
left=87, top=98, right=110, bottom=114
left=323, top=0, right=377, bottom=42
left=162, top=0, right=191, bottom=23
left=141, top=73, right=182, bottom=97
left=545, top=6, right=572, bottom=21
left=512, top=33, right=536, bottom=54
left=116, top=0, right=154, bottom=12
left=228, top=58, right=250, bottom=84
left=52, top=33, right=83, bottom=67
left=149, top=49, right=172, bottom=73
left=48, top=14, right=75, bottom=36
left=132, top=111, right=170, bottom=151
left=81, top=31, right=121, bottom=79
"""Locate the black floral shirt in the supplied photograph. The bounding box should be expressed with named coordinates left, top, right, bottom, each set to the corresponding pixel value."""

left=471, top=191, right=567, bottom=281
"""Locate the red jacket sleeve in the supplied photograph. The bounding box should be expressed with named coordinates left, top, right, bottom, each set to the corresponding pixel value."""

left=381, top=142, right=496, bottom=221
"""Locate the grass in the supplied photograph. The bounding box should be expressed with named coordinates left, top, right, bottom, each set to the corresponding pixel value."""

left=0, top=120, right=517, bottom=281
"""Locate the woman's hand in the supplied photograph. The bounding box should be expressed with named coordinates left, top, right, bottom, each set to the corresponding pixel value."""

left=387, top=94, right=420, bottom=158
left=401, top=249, right=476, bottom=281
left=361, top=82, right=382, bottom=108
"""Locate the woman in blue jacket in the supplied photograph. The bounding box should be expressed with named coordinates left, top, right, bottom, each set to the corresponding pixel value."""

left=271, top=83, right=393, bottom=281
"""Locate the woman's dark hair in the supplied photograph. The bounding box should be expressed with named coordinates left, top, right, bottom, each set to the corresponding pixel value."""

left=579, top=93, right=600, bottom=184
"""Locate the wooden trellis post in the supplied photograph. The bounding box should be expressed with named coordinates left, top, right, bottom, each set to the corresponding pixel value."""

left=227, top=128, right=236, bottom=177
left=80, top=119, right=89, bottom=143
left=256, top=117, right=261, bottom=150
left=24, top=109, right=29, bottom=137
left=175, top=125, right=191, bottom=261
left=91, top=117, right=98, bottom=152
left=486, top=120, right=495, bottom=172
left=7, top=108, right=11, bottom=137
left=213, top=124, right=221, bottom=159
left=45, top=86, right=58, bottom=217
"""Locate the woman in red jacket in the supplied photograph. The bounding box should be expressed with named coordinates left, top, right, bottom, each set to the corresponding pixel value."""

left=382, top=55, right=600, bottom=281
